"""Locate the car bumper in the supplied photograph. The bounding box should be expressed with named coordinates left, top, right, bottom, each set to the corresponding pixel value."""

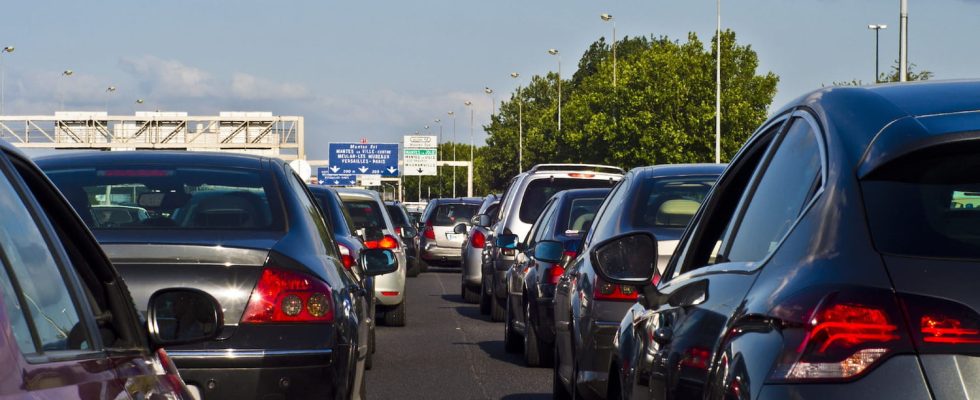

left=421, top=244, right=463, bottom=264
left=170, top=347, right=350, bottom=400
left=461, top=246, right=483, bottom=286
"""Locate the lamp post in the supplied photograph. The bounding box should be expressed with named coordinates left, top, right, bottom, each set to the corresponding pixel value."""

left=510, top=72, right=523, bottom=173
left=714, top=0, right=721, bottom=164
left=600, top=14, right=616, bottom=87
left=484, top=87, right=494, bottom=116
left=105, top=86, right=116, bottom=112
left=899, top=0, right=908, bottom=82
left=0, top=46, right=14, bottom=115
left=548, top=49, right=561, bottom=133
left=435, top=118, right=443, bottom=196
left=464, top=101, right=474, bottom=171
left=868, top=24, right=887, bottom=83
left=449, top=110, right=457, bottom=198
left=60, top=69, right=73, bottom=111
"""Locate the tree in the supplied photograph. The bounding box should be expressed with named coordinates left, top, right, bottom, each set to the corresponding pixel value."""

left=832, top=59, right=933, bottom=86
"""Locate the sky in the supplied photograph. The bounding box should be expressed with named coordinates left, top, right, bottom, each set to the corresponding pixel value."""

left=2, top=1, right=978, bottom=160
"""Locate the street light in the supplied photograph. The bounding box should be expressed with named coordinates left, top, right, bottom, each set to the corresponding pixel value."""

left=600, top=14, right=616, bottom=87
left=435, top=118, right=443, bottom=196
left=548, top=49, right=561, bottom=132
left=105, top=86, right=116, bottom=112
left=511, top=72, right=523, bottom=173
left=464, top=101, right=474, bottom=170
left=714, top=0, right=721, bottom=164
left=448, top=110, right=457, bottom=198
left=0, top=46, right=14, bottom=115
left=868, top=24, right=887, bottom=83
left=484, top=87, right=494, bottom=117
left=899, top=0, right=908, bottom=82
left=60, top=69, right=74, bottom=111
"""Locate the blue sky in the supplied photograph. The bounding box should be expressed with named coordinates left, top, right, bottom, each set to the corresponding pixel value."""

left=2, top=1, right=977, bottom=159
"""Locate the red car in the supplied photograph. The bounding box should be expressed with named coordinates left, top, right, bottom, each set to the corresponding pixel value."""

left=0, top=139, right=222, bottom=399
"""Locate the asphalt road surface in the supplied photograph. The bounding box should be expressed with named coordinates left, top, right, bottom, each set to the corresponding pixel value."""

left=368, top=267, right=552, bottom=400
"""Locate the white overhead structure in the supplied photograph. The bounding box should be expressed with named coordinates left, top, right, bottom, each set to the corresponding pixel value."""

left=0, top=111, right=305, bottom=160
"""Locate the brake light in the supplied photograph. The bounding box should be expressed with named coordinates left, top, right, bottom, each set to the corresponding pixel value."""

left=920, top=315, right=980, bottom=344
left=470, top=230, right=486, bottom=248
left=394, top=226, right=403, bottom=236
left=593, top=276, right=639, bottom=301
left=423, top=222, right=436, bottom=240
left=900, top=293, right=980, bottom=350
left=98, top=169, right=174, bottom=177
left=768, top=289, right=912, bottom=382
left=337, top=243, right=354, bottom=270
left=241, top=267, right=334, bottom=324
left=365, top=235, right=398, bottom=250
left=546, top=264, right=565, bottom=285
left=567, top=173, right=595, bottom=178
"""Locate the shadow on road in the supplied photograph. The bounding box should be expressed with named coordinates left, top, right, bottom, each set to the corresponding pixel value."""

left=477, top=340, right=526, bottom=367
left=445, top=303, right=492, bottom=323
left=438, top=293, right=468, bottom=304
left=500, top=394, right=551, bottom=400
left=421, top=267, right=461, bottom=274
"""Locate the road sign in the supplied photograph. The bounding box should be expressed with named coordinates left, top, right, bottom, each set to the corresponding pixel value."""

left=317, top=168, right=357, bottom=186
left=359, top=174, right=382, bottom=187
left=328, top=143, right=399, bottom=176
left=403, top=135, right=437, bottom=176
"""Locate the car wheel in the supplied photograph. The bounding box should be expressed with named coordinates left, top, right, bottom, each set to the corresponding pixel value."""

left=479, top=279, right=492, bottom=315
left=490, top=282, right=506, bottom=322
left=463, top=284, right=480, bottom=303
left=504, top=296, right=522, bottom=353
left=554, top=349, right=572, bottom=400
left=524, top=299, right=553, bottom=367
left=365, top=327, right=375, bottom=370
left=385, top=301, right=407, bottom=327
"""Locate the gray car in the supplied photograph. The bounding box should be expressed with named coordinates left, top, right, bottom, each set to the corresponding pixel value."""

left=486, top=164, right=623, bottom=322
left=417, top=197, right=482, bottom=267
left=460, top=194, right=500, bottom=305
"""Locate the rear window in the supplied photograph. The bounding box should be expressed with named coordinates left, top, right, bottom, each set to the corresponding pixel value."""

left=343, top=200, right=388, bottom=231
left=863, top=146, right=980, bottom=259
left=519, top=178, right=617, bottom=224
left=44, top=166, right=282, bottom=230
left=386, top=205, right=409, bottom=226
left=563, top=198, right=604, bottom=235
left=429, top=203, right=479, bottom=226
left=632, top=176, right=717, bottom=228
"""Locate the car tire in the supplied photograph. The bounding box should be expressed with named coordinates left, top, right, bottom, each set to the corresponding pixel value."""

left=365, top=327, right=375, bottom=370
left=524, top=299, right=553, bottom=367
left=463, top=284, right=480, bottom=303
left=385, top=301, right=407, bottom=327
left=554, top=349, right=572, bottom=400
left=479, top=279, right=492, bottom=315
left=504, top=296, right=523, bottom=353
left=491, top=293, right=506, bottom=322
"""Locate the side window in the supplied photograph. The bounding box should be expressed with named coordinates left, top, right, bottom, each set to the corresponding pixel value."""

left=286, top=169, right=337, bottom=258
left=537, top=200, right=560, bottom=242
left=723, top=117, right=822, bottom=263
left=528, top=200, right=557, bottom=247
left=585, top=177, right=629, bottom=247
left=0, top=166, right=88, bottom=355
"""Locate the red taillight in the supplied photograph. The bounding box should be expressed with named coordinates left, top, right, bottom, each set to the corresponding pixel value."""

left=920, top=315, right=980, bottom=344
left=470, top=230, right=486, bottom=248
left=381, top=291, right=400, bottom=297
left=241, top=267, right=334, bottom=324
left=769, top=289, right=912, bottom=382
left=365, top=234, right=398, bottom=250
left=901, top=293, right=980, bottom=350
left=593, top=276, right=639, bottom=301
left=679, top=347, right=711, bottom=370
left=423, top=223, right=436, bottom=240
left=337, top=243, right=354, bottom=270
left=567, top=173, right=595, bottom=178
left=546, top=264, right=565, bottom=285
left=394, top=226, right=403, bottom=236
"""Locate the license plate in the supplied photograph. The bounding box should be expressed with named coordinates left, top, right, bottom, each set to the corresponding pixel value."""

left=446, top=233, right=463, bottom=241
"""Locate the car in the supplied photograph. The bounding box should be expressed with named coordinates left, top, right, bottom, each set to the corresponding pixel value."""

left=402, top=201, right=428, bottom=225
left=502, top=188, right=610, bottom=367
left=598, top=81, right=980, bottom=400
left=0, top=140, right=227, bottom=399
left=487, top=164, right=623, bottom=322
left=336, top=188, right=410, bottom=327
left=460, top=194, right=500, bottom=305
left=309, top=184, right=379, bottom=370
left=551, top=164, right=723, bottom=399
left=386, top=201, right=422, bottom=277
left=38, top=151, right=397, bottom=400
left=417, top=197, right=483, bottom=268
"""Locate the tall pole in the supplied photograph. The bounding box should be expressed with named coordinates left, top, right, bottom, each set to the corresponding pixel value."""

left=0, top=46, right=13, bottom=115
left=449, top=111, right=457, bottom=198
left=548, top=49, right=561, bottom=133
left=60, top=69, right=74, bottom=111
left=105, top=86, right=116, bottom=112
left=868, top=25, right=887, bottom=83
left=601, top=14, right=616, bottom=87
left=715, top=0, right=721, bottom=164
left=465, top=101, right=474, bottom=171
left=899, top=0, right=908, bottom=82
left=435, top=118, right=443, bottom=197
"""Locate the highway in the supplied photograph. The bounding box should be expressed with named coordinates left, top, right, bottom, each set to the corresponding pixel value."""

left=369, top=268, right=551, bottom=400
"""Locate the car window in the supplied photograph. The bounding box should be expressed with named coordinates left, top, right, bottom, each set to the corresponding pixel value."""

left=344, top=199, right=388, bottom=231
left=723, top=117, right=822, bottom=263
left=563, top=197, right=604, bottom=236
left=584, top=178, right=629, bottom=247
left=519, top=178, right=617, bottom=224
left=287, top=170, right=337, bottom=258
left=386, top=205, right=409, bottom=226
left=486, top=203, right=501, bottom=224
left=430, top=203, right=479, bottom=226
left=0, top=166, right=89, bottom=354
left=536, top=199, right=562, bottom=242
left=632, top=176, right=717, bottom=229
left=528, top=199, right=557, bottom=246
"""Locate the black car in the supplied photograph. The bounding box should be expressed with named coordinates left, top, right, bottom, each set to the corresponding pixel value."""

left=502, top=188, right=609, bottom=367
left=309, top=184, right=378, bottom=369
left=600, top=81, right=980, bottom=400
left=386, top=201, right=422, bottom=276
left=38, top=151, right=397, bottom=400
left=551, top=164, right=723, bottom=399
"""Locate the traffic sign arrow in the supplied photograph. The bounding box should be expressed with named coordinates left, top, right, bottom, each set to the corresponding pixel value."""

left=358, top=166, right=369, bottom=173
left=333, top=180, right=340, bottom=185
left=330, top=166, right=340, bottom=173
left=387, top=166, right=398, bottom=174
left=417, top=168, right=423, bottom=173
left=349, top=180, right=357, bottom=185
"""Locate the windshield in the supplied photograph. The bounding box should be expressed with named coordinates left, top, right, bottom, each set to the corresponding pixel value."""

left=429, top=203, right=479, bottom=226
left=44, top=166, right=282, bottom=231
left=520, top=178, right=617, bottom=224
left=632, top=176, right=718, bottom=229
left=344, top=200, right=388, bottom=231
left=562, top=198, right=604, bottom=236
left=386, top=205, right=409, bottom=227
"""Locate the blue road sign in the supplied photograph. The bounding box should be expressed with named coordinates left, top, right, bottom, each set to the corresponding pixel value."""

left=328, top=143, right=399, bottom=177
left=317, top=168, right=357, bottom=186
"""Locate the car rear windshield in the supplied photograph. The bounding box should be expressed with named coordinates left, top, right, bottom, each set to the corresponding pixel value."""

left=344, top=200, right=388, bottom=231
left=862, top=145, right=980, bottom=259
left=520, top=178, right=617, bottom=224
left=632, top=175, right=717, bottom=229
left=386, top=205, right=409, bottom=226
left=429, top=203, right=479, bottom=226
left=44, top=166, right=282, bottom=230
left=562, top=198, right=605, bottom=236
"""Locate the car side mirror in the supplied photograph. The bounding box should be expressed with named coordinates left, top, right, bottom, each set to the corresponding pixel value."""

left=591, top=231, right=658, bottom=286
left=472, top=214, right=491, bottom=228
left=496, top=233, right=519, bottom=250
left=453, top=223, right=469, bottom=235
left=534, top=240, right=564, bottom=263
left=361, top=248, right=398, bottom=276
left=147, top=288, right=223, bottom=347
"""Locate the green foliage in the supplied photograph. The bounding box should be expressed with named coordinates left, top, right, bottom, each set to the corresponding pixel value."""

left=832, top=60, right=933, bottom=86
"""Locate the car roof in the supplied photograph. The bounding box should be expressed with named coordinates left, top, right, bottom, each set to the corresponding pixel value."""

left=430, top=197, right=483, bottom=205
left=552, top=187, right=612, bottom=201
left=631, top=163, right=727, bottom=178
left=34, top=150, right=269, bottom=169
left=335, top=187, right=382, bottom=201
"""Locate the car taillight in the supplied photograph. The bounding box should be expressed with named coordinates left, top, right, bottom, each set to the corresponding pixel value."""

left=394, top=226, right=403, bottom=236
left=900, top=293, right=980, bottom=349
left=768, top=289, right=912, bottom=382
left=546, top=264, right=565, bottom=285
left=470, top=230, right=486, bottom=248
left=423, top=223, right=436, bottom=240
left=593, top=276, right=639, bottom=301
left=337, top=243, right=354, bottom=270
left=365, top=234, right=398, bottom=250
left=241, top=267, right=334, bottom=324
